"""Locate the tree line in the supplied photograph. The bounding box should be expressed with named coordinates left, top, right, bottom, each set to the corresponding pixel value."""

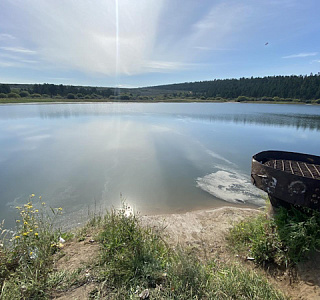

left=0, top=83, right=113, bottom=99
left=149, top=74, right=320, bottom=100
left=1, top=74, right=320, bottom=101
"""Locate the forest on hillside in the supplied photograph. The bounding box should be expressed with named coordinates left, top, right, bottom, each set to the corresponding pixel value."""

left=148, top=74, right=320, bottom=100
left=1, top=74, right=320, bottom=102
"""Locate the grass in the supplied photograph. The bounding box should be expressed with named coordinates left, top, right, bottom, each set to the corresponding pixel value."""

left=227, top=200, right=320, bottom=267
left=0, top=195, right=63, bottom=299
left=0, top=199, right=288, bottom=299
left=85, top=203, right=286, bottom=299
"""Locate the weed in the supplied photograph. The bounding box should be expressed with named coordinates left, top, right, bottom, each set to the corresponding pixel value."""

left=91, top=204, right=286, bottom=299
left=0, top=195, right=63, bottom=299
left=97, top=204, right=169, bottom=289
left=227, top=200, right=320, bottom=266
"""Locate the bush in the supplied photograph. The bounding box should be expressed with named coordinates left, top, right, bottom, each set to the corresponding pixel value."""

left=67, top=93, right=75, bottom=99
left=228, top=202, right=320, bottom=266
left=275, top=206, right=320, bottom=264
left=19, top=91, right=30, bottom=98
left=7, top=92, right=20, bottom=98
left=236, top=95, right=249, bottom=102
left=0, top=93, right=7, bottom=98
left=31, top=93, right=41, bottom=98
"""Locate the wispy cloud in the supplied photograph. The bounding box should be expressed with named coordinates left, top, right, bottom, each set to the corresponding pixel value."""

left=193, top=46, right=234, bottom=51
left=283, top=52, right=318, bottom=58
left=4, top=0, right=165, bottom=76
left=0, top=33, right=15, bottom=40
left=0, top=46, right=36, bottom=55
left=145, top=60, right=193, bottom=72
left=0, top=60, right=22, bottom=67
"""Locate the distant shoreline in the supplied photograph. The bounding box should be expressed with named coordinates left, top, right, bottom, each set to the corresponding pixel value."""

left=0, top=98, right=318, bottom=105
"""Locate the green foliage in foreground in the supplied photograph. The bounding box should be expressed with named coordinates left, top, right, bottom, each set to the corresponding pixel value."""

left=0, top=195, right=63, bottom=299
left=90, top=204, right=286, bottom=299
left=0, top=200, right=287, bottom=299
left=228, top=203, right=320, bottom=267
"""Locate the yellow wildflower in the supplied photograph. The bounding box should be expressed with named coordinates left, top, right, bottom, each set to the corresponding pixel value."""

left=15, top=236, right=20, bottom=239
left=24, top=221, right=28, bottom=225
left=35, top=209, right=39, bottom=213
left=58, top=207, right=63, bottom=211
left=34, top=233, right=38, bottom=236
left=31, top=194, right=35, bottom=197
left=29, top=229, right=33, bottom=232
left=16, top=220, right=21, bottom=223
left=42, top=202, right=46, bottom=205
left=15, top=206, right=22, bottom=210
left=23, top=232, right=28, bottom=236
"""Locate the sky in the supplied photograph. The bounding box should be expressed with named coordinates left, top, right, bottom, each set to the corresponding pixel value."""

left=0, top=0, right=320, bottom=88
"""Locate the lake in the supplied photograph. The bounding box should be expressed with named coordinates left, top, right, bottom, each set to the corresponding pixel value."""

left=1, top=102, right=320, bottom=228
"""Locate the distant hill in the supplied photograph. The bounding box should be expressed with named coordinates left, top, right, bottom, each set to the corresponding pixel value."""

left=1, top=74, right=320, bottom=102
left=144, top=74, right=320, bottom=100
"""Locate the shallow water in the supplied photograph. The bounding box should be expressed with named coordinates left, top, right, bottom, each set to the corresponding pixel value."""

left=1, top=102, right=320, bottom=228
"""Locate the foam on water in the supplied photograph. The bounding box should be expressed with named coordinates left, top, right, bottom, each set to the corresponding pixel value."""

left=196, top=167, right=265, bottom=206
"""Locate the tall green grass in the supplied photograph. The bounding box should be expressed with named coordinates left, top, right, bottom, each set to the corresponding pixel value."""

left=0, top=195, right=63, bottom=299
left=228, top=202, right=320, bottom=267
left=0, top=199, right=288, bottom=299
left=90, top=204, right=287, bottom=299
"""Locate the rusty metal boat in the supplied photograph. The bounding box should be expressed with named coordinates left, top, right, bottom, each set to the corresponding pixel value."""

left=251, top=150, right=320, bottom=210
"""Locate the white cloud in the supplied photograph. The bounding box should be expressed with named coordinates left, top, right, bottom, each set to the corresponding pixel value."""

left=7, top=0, right=165, bottom=76
left=191, top=2, right=250, bottom=44
left=144, top=60, right=194, bottom=72
left=0, top=33, right=15, bottom=40
left=0, top=46, right=36, bottom=54
left=283, top=52, right=318, bottom=58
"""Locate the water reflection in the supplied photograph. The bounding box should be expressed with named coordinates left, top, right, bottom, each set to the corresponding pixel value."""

left=188, top=113, right=320, bottom=130
left=1, top=103, right=319, bottom=130
left=0, top=103, right=320, bottom=229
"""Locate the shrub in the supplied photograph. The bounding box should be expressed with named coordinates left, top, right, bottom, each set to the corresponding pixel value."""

left=7, top=92, right=20, bottom=98
left=275, top=206, right=320, bottom=264
left=236, top=95, right=249, bottom=102
left=228, top=202, right=320, bottom=266
left=67, top=93, right=75, bottom=99
left=31, top=93, right=41, bottom=98
left=19, top=91, right=30, bottom=98
left=0, top=93, right=7, bottom=98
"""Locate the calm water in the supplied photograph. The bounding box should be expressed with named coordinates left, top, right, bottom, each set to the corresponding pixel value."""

left=1, top=102, right=320, bottom=228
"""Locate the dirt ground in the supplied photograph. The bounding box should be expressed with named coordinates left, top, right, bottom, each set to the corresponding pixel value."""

left=53, top=206, right=320, bottom=299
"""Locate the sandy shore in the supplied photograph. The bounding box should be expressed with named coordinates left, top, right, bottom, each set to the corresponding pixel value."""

left=141, top=206, right=260, bottom=259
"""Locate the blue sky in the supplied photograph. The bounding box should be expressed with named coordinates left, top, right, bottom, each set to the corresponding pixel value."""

left=0, top=0, right=320, bottom=87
